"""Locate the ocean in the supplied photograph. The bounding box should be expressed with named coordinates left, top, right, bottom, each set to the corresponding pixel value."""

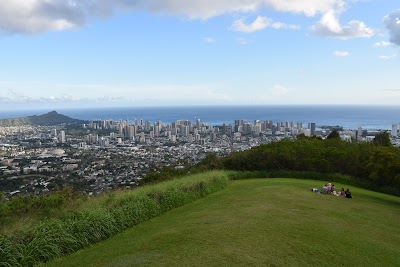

left=0, top=105, right=399, bottom=130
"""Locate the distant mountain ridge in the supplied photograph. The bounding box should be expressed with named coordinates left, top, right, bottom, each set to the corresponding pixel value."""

left=0, top=111, right=85, bottom=126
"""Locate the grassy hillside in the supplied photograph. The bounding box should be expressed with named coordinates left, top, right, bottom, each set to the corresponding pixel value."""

left=0, top=111, right=85, bottom=126
left=45, top=178, right=400, bottom=267
left=0, top=171, right=229, bottom=266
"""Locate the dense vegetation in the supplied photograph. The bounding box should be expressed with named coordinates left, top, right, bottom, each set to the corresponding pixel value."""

left=0, top=111, right=85, bottom=126
left=0, top=186, right=84, bottom=233
left=197, top=137, right=400, bottom=196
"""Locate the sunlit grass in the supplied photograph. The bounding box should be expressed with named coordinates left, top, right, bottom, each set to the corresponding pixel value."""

left=45, top=178, right=400, bottom=267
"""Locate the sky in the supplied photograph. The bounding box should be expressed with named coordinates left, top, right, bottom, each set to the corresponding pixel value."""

left=0, top=0, right=399, bottom=110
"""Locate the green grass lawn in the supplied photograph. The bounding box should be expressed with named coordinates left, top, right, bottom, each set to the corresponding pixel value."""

left=44, top=179, right=400, bottom=267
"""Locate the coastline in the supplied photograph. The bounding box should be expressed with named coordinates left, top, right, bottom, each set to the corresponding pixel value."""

left=0, top=105, right=398, bottom=130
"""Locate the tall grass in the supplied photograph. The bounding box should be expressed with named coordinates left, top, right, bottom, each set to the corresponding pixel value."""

left=0, top=171, right=229, bottom=267
left=0, top=187, right=87, bottom=236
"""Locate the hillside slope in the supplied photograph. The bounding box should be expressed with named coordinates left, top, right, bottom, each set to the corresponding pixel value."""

left=46, top=179, right=400, bottom=267
left=0, top=111, right=85, bottom=126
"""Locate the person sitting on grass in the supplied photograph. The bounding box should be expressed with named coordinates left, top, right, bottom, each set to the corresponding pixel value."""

left=340, top=188, right=346, bottom=196
left=321, top=185, right=328, bottom=194
left=345, top=189, right=352, bottom=198
left=327, top=183, right=332, bottom=193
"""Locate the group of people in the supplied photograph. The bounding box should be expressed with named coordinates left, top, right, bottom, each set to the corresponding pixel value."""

left=311, top=183, right=352, bottom=198
left=321, top=183, right=335, bottom=194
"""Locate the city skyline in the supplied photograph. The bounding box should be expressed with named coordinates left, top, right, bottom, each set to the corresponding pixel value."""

left=0, top=1, right=399, bottom=109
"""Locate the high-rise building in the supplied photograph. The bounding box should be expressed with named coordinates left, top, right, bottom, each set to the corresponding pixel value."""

left=297, top=122, right=302, bottom=130
left=308, top=122, right=316, bottom=136
left=392, top=123, right=398, bottom=137
left=180, top=125, right=189, bottom=137
left=154, top=125, right=160, bottom=137
left=242, top=123, right=252, bottom=135
left=98, top=137, right=109, bottom=147
left=145, top=121, right=151, bottom=131
left=211, top=133, right=217, bottom=142
left=118, top=123, right=124, bottom=137
left=140, top=132, right=145, bottom=143
left=60, top=131, right=66, bottom=143
left=254, top=122, right=262, bottom=135
left=357, top=127, right=363, bottom=140
left=125, top=119, right=130, bottom=136
left=51, top=129, right=57, bottom=137
left=128, top=126, right=136, bottom=140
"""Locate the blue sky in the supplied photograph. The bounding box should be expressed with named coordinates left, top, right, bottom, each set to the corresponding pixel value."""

left=0, top=0, right=399, bottom=109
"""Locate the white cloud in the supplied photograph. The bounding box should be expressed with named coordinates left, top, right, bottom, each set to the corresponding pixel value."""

left=0, top=0, right=80, bottom=34
left=373, top=41, right=391, bottom=47
left=270, top=22, right=300, bottom=30
left=311, top=8, right=374, bottom=39
left=0, top=90, right=83, bottom=104
left=0, top=82, right=232, bottom=106
left=96, top=96, right=123, bottom=102
left=232, top=16, right=299, bottom=33
left=333, top=51, right=349, bottom=57
left=270, top=84, right=289, bottom=96
left=379, top=54, right=397, bottom=60
left=39, top=95, right=84, bottom=103
left=7, top=89, right=26, bottom=99
left=232, top=16, right=269, bottom=33
left=0, top=0, right=344, bottom=34
left=384, top=9, right=400, bottom=46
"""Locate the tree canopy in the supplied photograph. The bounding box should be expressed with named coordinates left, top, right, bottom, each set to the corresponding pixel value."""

left=198, top=138, right=400, bottom=195
left=327, top=130, right=340, bottom=139
left=373, top=131, right=391, bottom=146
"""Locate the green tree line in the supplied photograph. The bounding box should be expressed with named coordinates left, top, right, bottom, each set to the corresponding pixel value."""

left=199, top=135, right=400, bottom=195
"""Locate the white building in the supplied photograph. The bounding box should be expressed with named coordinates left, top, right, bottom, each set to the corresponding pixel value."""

left=391, top=123, right=398, bottom=137
left=60, top=131, right=66, bottom=143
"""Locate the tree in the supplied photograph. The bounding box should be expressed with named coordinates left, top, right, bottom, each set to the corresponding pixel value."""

left=197, top=153, right=223, bottom=170
left=366, top=149, right=398, bottom=185
left=327, top=130, right=340, bottom=139
left=373, top=131, right=391, bottom=146
left=296, top=133, right=307, bottom=140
